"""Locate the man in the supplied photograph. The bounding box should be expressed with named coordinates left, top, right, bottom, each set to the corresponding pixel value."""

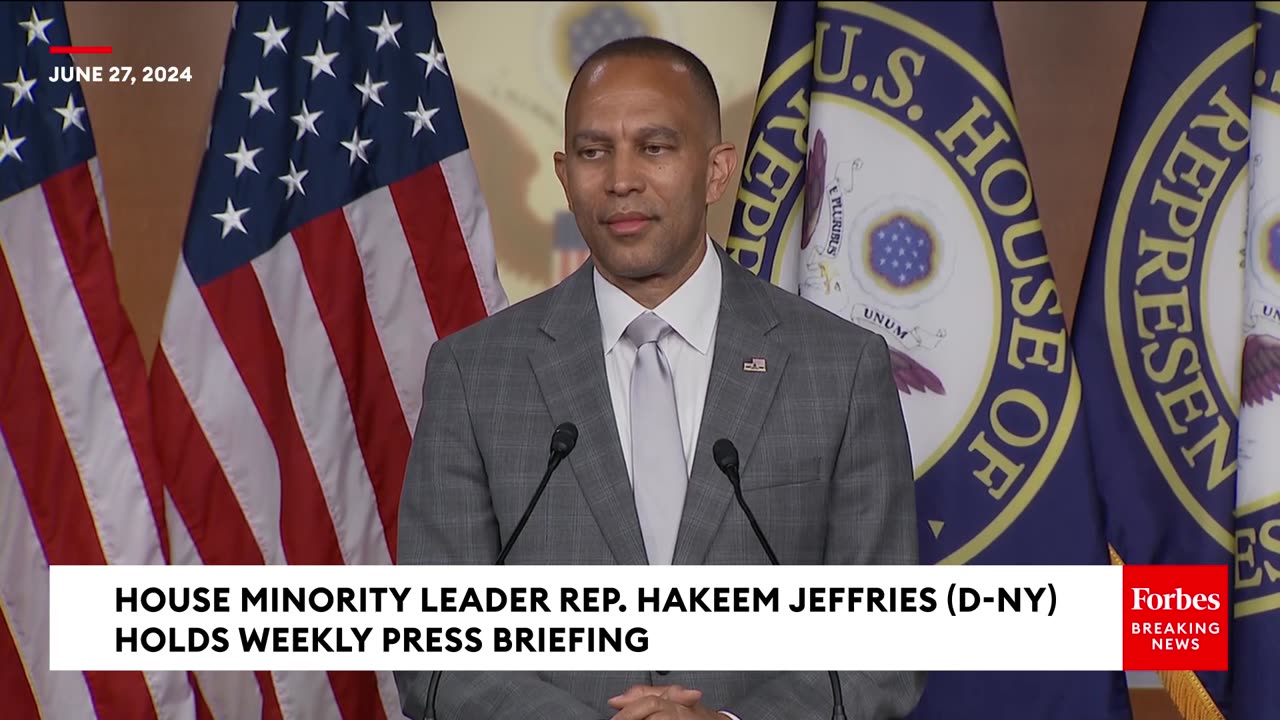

left=396, top=36, right=923, bottom=720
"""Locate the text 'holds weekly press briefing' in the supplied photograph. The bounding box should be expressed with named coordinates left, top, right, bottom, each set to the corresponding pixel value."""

left=3, top=1, right=1280, bottom=720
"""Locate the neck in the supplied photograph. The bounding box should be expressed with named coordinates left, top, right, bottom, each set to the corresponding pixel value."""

left=603, top=236, right=709, bottom=309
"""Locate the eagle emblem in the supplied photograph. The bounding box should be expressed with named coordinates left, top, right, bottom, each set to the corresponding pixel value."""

left=888, top=346, right=945, bottom=396
left=800, top=130, right=945, bottom=397
left=1243, top=333, right=1280, bottom=407
left=802, top=129, right=827, bottom=250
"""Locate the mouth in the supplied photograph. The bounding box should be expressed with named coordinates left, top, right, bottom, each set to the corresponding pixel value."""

left=603, top=212, right=654, bottom=236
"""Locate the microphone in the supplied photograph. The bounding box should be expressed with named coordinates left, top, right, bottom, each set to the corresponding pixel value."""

left=497, top=421, right=578, bottom=564
left=713, top=439, right=848, bottom=720
left=426, top=422, right=578, bottom=719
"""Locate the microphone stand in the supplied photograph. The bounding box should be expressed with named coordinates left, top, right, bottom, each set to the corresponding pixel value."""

left=713, top=439, right=848, bottom=720
left=425, top=423, right=578, bottom=719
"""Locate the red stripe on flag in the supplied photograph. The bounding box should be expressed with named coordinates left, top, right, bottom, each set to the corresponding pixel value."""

left=256, top=670, right=284, bottom=720
left=292, top=211, right=410, bottom=559
left=389, top=166, right=488, bottom=339
left=327, top=672, right=388, bottom=720
left=41, top=163, right=170, bottom=562
left=0, top=238, right=158, bottom=720
left=150, top=352, right=268, bottom=567
left=197, top=265, right=345, bottom=566
left=196, top=268, right=376, bottom=717
left=150, top=353, right=285, bottom=720
left=190, top=674, right=214, bottom=720
left=198, top=264, right=390, bottom=719
left=0, top=611, right=40, bottom=720
left=0, top=250, right=104, bottom=566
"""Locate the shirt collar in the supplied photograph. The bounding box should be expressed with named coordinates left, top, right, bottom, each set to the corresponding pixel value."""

left=595, top=235, right=721, bottom=356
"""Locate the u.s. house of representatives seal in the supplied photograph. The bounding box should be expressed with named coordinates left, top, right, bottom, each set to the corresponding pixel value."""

left=736, top=2, right=1080, bottom=565
left=1237, top=8, right=1280, bottom=621
left=1099, top=15, right=1280, bottom=620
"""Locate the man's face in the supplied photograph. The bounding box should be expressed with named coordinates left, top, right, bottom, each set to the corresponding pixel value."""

left=554, top=56, right=735, bottom=284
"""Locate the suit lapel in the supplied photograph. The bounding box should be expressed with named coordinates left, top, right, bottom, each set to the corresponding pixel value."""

left=528, top=263, right=649, bottom=566
left=672, top=247, right=789, bottom=565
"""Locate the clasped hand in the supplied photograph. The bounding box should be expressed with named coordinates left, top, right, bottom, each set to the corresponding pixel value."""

left=606, top=684, right=726, bottom=720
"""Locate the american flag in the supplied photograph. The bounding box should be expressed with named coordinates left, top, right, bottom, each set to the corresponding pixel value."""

left=552, top=211, right=591, bottom=284
left=149, top=2, right=506, bottom=718
left=1, top=2, right=199, bottom=718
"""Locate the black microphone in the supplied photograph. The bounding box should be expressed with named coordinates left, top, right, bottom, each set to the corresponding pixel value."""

left=425, top=422, right=578, bottom=719
left=713, top=438, right=847, bottom=720
left=497, top=421, right=578, bottom=564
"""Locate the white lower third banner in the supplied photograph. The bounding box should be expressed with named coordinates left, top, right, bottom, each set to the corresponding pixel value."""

left=49, top=564, right=1129, bottom=672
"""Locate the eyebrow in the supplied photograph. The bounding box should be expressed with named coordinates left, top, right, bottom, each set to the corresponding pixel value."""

left=572, top=125, right=682, bottom=146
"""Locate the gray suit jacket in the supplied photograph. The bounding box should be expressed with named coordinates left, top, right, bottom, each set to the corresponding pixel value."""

left=396, top=243, right=923, bottom=719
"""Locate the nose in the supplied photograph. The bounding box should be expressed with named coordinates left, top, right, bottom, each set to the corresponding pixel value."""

left=607, top=149, right=645, bottom=196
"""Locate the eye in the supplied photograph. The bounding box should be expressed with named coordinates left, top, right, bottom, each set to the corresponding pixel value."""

left=644, top=144, right=666, bottom=155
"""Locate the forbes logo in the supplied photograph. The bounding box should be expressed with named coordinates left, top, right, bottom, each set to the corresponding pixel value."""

left=1130, top=587, right=1223, bottom=612
left=1122, top=565, right=1228, bottom=671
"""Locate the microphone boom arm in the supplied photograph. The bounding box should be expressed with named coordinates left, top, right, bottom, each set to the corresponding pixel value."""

left=712, top=438, right=847, bottom=720
left=426, top=422, right=578, bottom=719
left=727, top=475, right=778, bottom=566
left=496, top=452, right=563, bottom=565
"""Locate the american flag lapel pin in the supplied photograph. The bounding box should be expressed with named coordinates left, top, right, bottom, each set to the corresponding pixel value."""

left=743, top=357, right=767, bottom=373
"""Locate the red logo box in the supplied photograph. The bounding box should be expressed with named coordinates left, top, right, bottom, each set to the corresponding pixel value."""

left=1122, top=565, right=1228, bottom=671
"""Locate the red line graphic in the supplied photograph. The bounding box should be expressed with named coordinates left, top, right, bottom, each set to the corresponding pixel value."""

left=49, top=46, right=113, bottom=54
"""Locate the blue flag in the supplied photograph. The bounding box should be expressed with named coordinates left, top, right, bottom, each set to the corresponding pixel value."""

left=1073, top=2, right=1259, bottom=717
left=727, top=2, right=1131, bottom=717
left=1238, top=7, right=1280, bottom=718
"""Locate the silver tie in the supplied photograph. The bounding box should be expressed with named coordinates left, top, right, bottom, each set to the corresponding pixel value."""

left=625, top=311, right=688, bottom=565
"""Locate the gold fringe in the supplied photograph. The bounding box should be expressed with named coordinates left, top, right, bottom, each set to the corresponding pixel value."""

left=1108, top=546, right=1226, bottom=720
left=1155, top=670, right=1226, bottom=720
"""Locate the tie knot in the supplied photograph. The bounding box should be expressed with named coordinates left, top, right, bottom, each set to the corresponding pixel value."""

left=624, top=311, right=672, bottom=347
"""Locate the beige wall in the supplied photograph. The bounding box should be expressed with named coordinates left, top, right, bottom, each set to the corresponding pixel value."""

left=60, top=2, right=1178, bottom=715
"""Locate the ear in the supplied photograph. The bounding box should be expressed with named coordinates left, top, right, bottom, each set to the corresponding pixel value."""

left=704, top=142, right=739, bottom=205
left=553, top=150, right=573, bottom=212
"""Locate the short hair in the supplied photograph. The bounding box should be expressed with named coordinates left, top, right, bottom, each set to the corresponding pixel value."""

left=567, top=36, right=722, bottom=140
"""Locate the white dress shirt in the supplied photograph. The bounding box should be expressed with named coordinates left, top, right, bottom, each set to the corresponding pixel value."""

left=595, top=236, right=721, bottom=482
left=594, top=238, right=741, bottom=720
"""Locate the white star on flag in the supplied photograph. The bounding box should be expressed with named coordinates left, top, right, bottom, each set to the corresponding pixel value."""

left=240, top=78, right=278, bottom=117
left=54, top=95, right=87, bottom=132
left=416, top=40, right=449, bottom=79
left=211, top=197, right=249, bottom=238
left=253, top=16, right=289, bottom=58
left=224, top=138, right=263, bottom=177
left=323, top=1, right=348, bottom=21
left=290, top=99, right=323, bottom=140
left=354, top=71, right=388, bottom=107
left=302, top=40, right=338, bottom=79
left=368, top=11, right=402, bottom=51
left=278, top=160, right=308, bottom=199
left=405, top=98, right=439, bottom=137
left=0, top=125, right=25, bottom=164
left=4, top=68, right=36, bottom=107
left=340, top=127, right=372, bottom=165
left=19, top=7, right=53, bottom=45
